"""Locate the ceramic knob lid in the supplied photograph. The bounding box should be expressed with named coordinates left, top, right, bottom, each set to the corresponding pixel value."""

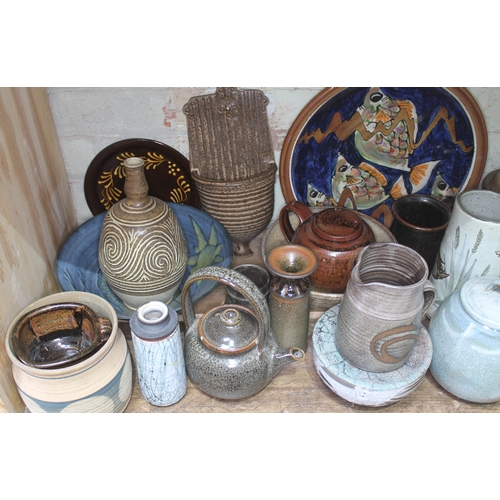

left=198, top=306, right=259, bottom=354
left=311, top=208, right=364, bottom=242
left=460, top=277, right=500, bottom=331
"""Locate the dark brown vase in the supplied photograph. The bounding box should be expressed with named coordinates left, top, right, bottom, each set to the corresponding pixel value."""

left=99, top=157, right=188, bottom=309
left=280, top=201, right=375, bottom=294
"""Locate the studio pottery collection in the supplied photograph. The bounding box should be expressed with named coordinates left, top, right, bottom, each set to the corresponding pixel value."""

left=6, top=87, right=500, bottom=412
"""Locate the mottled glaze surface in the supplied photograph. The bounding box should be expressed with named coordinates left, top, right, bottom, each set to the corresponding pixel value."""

left=261, top=208, right=397, bottom=310
left=313, top=304, right=433, bottom=407
left=429, top=189, right=500, bottom=318
left=280, top=202, right=375, bottom=293
left=181, top=266, right=304, bottom=400
left=266, top=245, right=318, bottom=352
left=429, top=277, right=500, bottom=403
left=335, top=243, right=435, bottom=373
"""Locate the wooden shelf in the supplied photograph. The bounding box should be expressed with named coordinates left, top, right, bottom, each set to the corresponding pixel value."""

left=122, top=233, right=500, bottom=414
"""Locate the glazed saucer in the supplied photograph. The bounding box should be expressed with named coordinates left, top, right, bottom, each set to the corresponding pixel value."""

left=312, top=304, right=433, bottom=407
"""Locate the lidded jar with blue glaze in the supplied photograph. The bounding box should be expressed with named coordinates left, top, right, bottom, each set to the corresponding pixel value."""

left=429, top=277, right=500, bottom=403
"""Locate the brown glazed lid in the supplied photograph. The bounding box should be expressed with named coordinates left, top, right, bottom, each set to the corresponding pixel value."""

left=311, top=207, right=364, bottom=242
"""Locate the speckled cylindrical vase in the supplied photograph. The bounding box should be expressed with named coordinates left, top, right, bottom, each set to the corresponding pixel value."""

left=99, top=157, right=188, bottom=309
left=265, top=245, right=318, bottom=352
left=130, top=301, right=187, bottom=407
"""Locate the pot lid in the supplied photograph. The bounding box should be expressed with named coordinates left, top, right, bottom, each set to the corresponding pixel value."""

left=198, top=306, right=259, bottom=354
left=311, top=208, right=364, bottom=242
left=460, top=277, right=500, bottom=330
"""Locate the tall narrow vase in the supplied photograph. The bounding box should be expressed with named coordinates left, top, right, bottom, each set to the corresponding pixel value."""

left=265, top=245, right=318, bottom=352
left=99, top=157, right=188, bottom=309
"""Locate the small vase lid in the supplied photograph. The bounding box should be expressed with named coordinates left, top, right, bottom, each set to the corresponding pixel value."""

left=198, top=306, right=259, bottom=354
left=460, top=277, right=500, bottom=331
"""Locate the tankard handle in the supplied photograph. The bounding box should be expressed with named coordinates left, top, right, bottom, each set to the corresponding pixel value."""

left=422, top=280, right=437, bottom=318
left=180, top=266, right=270, bottom=356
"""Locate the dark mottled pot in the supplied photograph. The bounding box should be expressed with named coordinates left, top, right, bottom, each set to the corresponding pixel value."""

left=390, top=194, right=451, bottom=275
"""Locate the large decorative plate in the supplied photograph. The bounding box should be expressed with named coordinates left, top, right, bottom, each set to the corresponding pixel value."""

left=84, top=138, right=201, bottom=215
left=280, top=87, right=487, bottom=217
left=56, top=203, right=233, bottom=320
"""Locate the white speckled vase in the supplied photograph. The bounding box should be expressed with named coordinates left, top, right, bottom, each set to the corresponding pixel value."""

left=428, top=189, right=500, bottom=319
left=130, top=301, right=187, bottom=406
left=429, top=277, right=500, bottom=403
left=5, top=291, right=133, bottom=413
left=99, top=157, right=188, bottom=309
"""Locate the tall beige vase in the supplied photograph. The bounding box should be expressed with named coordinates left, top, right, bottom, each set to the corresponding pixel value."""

left=99, top=157, right=188, bottom=309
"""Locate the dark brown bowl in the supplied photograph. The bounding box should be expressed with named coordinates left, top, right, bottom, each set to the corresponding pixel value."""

left=10, top=302, right=112, bottom=369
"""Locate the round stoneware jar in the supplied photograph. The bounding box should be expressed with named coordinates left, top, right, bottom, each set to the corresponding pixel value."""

left=5, top=291, right=133, bottom=413
left=429, top=277, right=500, bottom=403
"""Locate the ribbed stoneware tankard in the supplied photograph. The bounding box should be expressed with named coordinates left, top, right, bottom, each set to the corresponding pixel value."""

left=335, top=242, right=436, bottom=373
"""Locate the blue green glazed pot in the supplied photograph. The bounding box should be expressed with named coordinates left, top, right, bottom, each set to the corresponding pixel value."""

left=5, top=291, right=132, bottom=413
left=429, top=277, right=500, bottom=403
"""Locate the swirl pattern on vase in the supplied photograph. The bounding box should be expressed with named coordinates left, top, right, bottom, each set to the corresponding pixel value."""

left=99, top=201, right=187, bottom=296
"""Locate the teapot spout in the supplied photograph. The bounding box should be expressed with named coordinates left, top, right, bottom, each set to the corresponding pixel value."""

left=271, top=346, right=305, bottom=376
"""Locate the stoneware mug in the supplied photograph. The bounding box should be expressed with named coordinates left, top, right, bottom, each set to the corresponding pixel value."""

left=390, top=194, right=452, bottom=275
left=335, top=242, right=436, bottom=373
left=428, top=189, right=500, bottom=319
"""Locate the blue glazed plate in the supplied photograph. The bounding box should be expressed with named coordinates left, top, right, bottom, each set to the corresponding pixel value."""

left=56, top=203, right=233, bottom=320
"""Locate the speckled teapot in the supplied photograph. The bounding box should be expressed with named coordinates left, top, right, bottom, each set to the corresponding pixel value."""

left=181, top=266, right=305, bottom=400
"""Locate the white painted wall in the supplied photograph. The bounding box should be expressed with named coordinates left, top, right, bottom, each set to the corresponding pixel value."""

left=47, top=87, right=500, bottom=226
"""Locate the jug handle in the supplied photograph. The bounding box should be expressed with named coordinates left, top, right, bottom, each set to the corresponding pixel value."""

left=371, top=204, right=393, bottom=228
left=279, top=201, right=313, bottom=243
left=422, top=280, right=437, bottom=318
left=180, top=266, right=270, bottom=356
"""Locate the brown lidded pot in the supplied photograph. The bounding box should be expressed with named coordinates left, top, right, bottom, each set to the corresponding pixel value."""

left=279, top=201, right=375, bottom=294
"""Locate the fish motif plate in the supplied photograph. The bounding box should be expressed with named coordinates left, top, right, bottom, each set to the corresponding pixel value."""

left=56, top=203, right=233, bottom=320
left=280, top=87, right=487, bottom=217
left=84, top=138, right=201, bottom=215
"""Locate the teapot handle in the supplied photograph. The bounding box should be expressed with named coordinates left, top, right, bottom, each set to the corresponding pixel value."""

left=181, top=266, right=270, bottom=355
left=279, top=201, right=313, bottom=243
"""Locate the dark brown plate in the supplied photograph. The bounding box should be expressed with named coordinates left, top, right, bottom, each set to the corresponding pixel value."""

left=84, top=138, right=200, bottom=215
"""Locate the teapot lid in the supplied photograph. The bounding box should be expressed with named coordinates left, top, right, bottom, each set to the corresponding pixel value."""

left=460, top=277, right=500, bottom=330
left=198, top=305, right=259, bottom=354
left=311, top=208, right=364, bottom=242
